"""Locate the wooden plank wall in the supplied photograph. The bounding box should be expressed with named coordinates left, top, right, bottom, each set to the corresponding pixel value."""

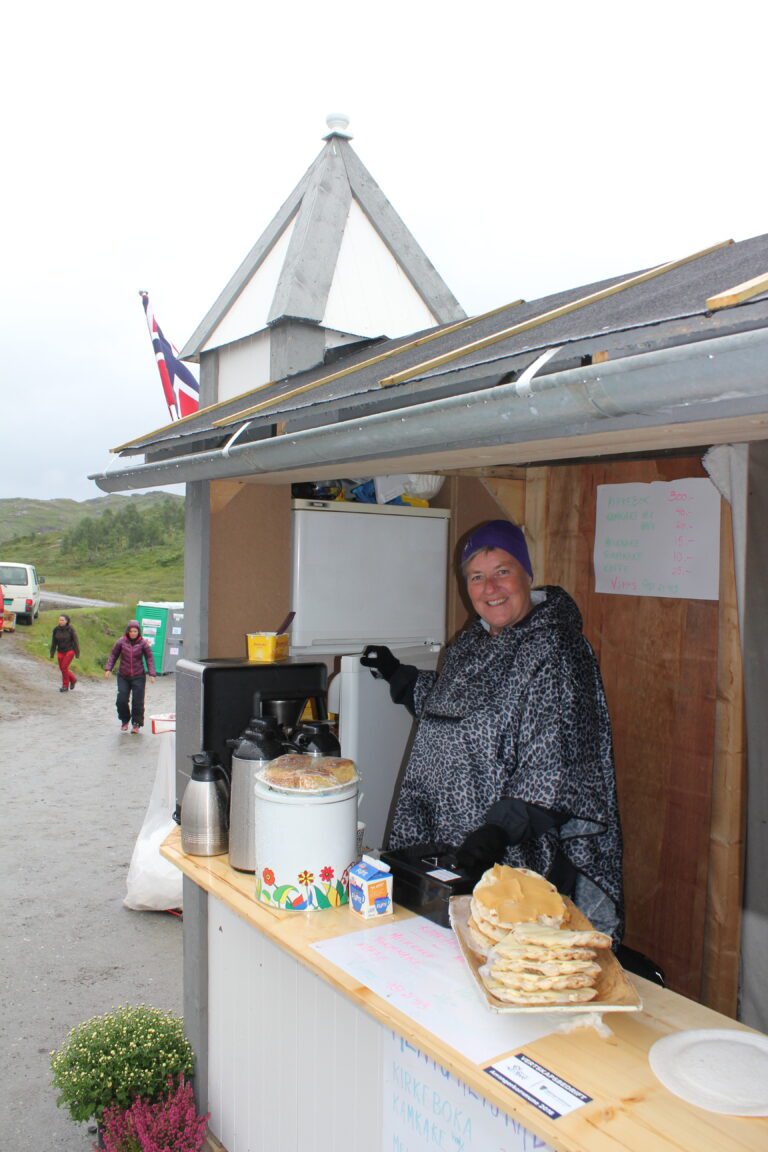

left=483, top=457, right=745, bottom=1010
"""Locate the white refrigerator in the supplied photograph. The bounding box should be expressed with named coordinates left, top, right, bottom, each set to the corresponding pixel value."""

left=289, top=499, right=450, bottom=848
left=327, top=644, right=441, bottom=850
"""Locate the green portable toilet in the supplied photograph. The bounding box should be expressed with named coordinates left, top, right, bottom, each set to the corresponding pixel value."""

left=135, top=601, right=184, bottom=674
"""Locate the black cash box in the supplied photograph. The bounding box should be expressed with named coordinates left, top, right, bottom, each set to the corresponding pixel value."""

left=379, top=843, right=475, bottom=928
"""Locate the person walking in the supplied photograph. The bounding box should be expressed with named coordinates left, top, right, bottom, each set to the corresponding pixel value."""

left=50, top=614, right=80, bottom=692
left=104, top=619, right=156, bottom=734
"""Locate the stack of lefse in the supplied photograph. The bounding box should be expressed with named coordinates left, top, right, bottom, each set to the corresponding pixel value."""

left=259, top=753, right=358, bottom=790
left=467, top=863, right=612, bottom=1006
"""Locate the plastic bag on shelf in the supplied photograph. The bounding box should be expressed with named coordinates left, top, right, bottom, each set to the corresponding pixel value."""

left=374, top=474, right=445, bottom=504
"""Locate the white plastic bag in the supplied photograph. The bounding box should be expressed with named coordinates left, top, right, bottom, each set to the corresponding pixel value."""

left=124, top=733, right=183, bottom=911
left=373, top=474, right=445, bottom=503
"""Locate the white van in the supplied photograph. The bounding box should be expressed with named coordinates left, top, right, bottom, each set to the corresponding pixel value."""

left=0, top=562, right=44, bottom=624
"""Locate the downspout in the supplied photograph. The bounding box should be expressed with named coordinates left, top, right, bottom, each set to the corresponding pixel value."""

left=92, top=328, right=768, bottom=492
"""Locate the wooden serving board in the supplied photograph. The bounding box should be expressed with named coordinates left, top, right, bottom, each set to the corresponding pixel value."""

left=449, top=894, right=643, bottom=1015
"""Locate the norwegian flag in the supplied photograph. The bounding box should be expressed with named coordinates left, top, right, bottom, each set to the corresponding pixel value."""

left=140, top=291, right=199, bottom=421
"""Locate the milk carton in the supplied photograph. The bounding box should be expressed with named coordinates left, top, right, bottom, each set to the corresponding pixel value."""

left=349, top=855, right=393, bottom=919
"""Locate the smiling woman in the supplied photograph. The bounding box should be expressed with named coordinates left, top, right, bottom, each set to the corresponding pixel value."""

left=462, top=521, right=534, bottom=634
left=368, top=517, right=625, bottom=946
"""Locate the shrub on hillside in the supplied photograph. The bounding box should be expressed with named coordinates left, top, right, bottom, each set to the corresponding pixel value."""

left=61, top=500, right=184, bottom=562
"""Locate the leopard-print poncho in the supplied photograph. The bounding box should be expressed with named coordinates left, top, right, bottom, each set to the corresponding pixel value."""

left=388, top=586, right=624, bottom=933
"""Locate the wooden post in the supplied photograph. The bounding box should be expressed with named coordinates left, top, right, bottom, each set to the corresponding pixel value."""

left=702, top=498, right=746, bottom=1017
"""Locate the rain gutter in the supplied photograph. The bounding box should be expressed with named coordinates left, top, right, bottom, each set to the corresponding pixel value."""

left=92, top=328, right=768, bottom=493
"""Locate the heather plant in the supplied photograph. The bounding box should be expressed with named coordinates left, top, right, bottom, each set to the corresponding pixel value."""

left=101, top=1076, right=208, bottom=1152
left=100, top=1104, right=141, bottom=1152
left=51, top=1005, right=194, bottom=1124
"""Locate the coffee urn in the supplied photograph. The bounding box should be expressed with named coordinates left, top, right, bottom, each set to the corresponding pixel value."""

left=227, top=718, right=283, bottom=872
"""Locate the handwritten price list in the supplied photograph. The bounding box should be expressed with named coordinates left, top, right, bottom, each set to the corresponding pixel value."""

left=593, top=478, right=720, bottom=600
left=311, top=919, right=561, bottom=1064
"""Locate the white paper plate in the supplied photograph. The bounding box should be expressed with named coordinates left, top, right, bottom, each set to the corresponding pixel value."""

left=649, top=1028, right=768, bottom=1115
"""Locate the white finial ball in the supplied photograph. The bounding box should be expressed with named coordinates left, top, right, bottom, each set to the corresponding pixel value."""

left=326, top=113, right=350, bottom=133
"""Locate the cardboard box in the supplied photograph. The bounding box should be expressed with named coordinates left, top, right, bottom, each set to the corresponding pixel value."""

left=349, top=855, right=393, bottom=919
left=150, top=714, right=176, bottom=734
left=245, top=631, right=289, bottom=663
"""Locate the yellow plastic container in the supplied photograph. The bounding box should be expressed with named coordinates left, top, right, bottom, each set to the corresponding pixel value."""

left=245, top=631, right=289, bottom=663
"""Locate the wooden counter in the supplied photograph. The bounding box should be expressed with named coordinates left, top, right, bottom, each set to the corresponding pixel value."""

left=162, top=828, right=767, bottom=1152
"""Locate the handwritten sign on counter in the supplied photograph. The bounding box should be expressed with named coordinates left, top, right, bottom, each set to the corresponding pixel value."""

left=593, top=478, right=720, bottom=600
left=311, top=919, right=562, bottom=1064
left=384, top=1032, right=553, bottom=1152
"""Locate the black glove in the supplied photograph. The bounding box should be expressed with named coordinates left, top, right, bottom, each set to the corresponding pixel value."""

left=360, top=645, right=400, bottom=683
left=455, top=823, right=509, bottom=875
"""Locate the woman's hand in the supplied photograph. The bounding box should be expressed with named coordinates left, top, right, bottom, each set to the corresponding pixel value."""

left=104, top=670, right=111, bottom=679
left=149, top=676, right=156, bottom=685
left=360, top=645, right=400, bottom=682
left=456, top=823, right=510, bottom=875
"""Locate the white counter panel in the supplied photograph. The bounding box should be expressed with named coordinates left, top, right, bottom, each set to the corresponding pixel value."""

left=164, top=831, right=768, bottom=1152
left=208, top=896, right=383, bottom=1151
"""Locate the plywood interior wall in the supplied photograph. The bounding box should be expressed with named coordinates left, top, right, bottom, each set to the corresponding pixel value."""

left=479, top=456, right=744, bottom=1010
left=208, top=480, right=292, bottom=658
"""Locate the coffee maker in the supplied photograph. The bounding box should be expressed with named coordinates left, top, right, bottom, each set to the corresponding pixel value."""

left=174, top=657, right=330, bottom=817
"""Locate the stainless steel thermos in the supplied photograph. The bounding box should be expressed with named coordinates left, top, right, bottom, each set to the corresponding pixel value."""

left=180, top=753, right=229, bottom=856
left=227, top=718, right=283, bottom=872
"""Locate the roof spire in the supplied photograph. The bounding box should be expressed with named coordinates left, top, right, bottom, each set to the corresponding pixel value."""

left=324, top=112, right=353, bottom=140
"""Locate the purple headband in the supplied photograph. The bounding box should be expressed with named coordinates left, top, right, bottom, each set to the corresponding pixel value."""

left=460, top=520, right=533, bottom=579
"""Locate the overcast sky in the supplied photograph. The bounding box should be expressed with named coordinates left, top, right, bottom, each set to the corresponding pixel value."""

left=2, top=1, right=766, bottom=501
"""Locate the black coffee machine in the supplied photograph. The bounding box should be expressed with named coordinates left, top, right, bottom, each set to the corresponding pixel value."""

left=252, top=681, right=341, bottom=755
left=174, top=658, right=331, bottom=816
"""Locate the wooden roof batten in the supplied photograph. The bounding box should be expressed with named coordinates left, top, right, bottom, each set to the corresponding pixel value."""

left=706, top=271, right=768, bottom=311
left=377, top=239, right=735, bottom=388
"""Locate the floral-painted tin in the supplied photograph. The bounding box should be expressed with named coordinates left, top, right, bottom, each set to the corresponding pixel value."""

left=253, top=777, right=358, bottom=911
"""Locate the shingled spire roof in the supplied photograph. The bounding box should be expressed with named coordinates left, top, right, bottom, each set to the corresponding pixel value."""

left=180, top=115, right=466, bottom=360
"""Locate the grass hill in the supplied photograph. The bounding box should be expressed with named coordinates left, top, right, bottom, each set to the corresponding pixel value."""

left=1, top=496, right=184, bottom=602
left=0, top=493, right=183, bottom=546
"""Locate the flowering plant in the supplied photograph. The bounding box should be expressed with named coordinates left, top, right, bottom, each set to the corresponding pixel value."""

left=101, top=1075, right=208, bottom=1152
left=50, top=1005, right=194, bottom=1124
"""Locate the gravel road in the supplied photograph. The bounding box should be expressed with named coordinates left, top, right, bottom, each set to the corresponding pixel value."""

left=40, top=590, right=119, bottom=610
left=0, top=634, right=182, bottom=1149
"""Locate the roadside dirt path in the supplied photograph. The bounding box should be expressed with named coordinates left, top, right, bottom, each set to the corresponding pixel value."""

left=0, top=635, right=182, bottom=1149
left=40, top=591, right=119, bottom=609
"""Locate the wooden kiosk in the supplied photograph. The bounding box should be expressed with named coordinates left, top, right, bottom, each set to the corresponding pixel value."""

left=93, top=123, right=768, bottom=1151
